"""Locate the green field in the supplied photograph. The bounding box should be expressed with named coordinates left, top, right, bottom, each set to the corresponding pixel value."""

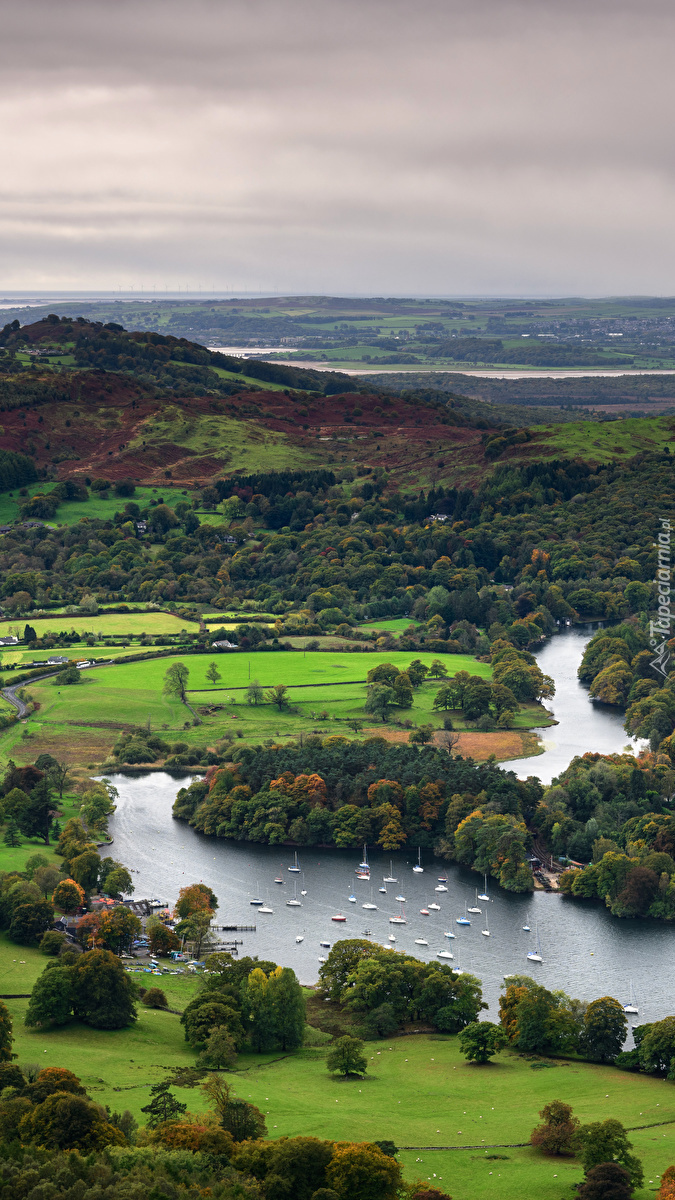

left=1, top=937, right=673, bottom=1200
left=357, top=618, right=422, bottom=635
left=0, top=484, right=194, bottom=528
left=1, top=612, right=200, bottom=641
left=535, top=414, right=675, bottom=462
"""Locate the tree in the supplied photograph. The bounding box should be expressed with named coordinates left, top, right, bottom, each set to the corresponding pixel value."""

left=432, top=685, right=455, bottom=711
left=16, top=779, right=56, bottom=845
left=198, top=1026, right=238, bottom=1070
left=9, top=899, right=54, bottom=945
left=428, top=659, right=448, bottom=680
left=326, top=1143, right=402, bottom=1200
left=24, top=852, right=49, bottom=878
left=577, top=1162, right=633, bottom=1200
left=530, top=1100, right=580, bottom=1156
left=23, top=623, right=37, bottom=643
left=33, top=865, right=61, bottom=898
left=1, top=787, right=31, bottom=822
left=147, top=920, right=181, bottom=956
left=247, top=679, right=264, bottom=705
left=462, top=678, right=492, bottom=720
left=577, top=1119, right=643, bottom=1189
left=52, top=878, right=85, bottom=913
left=201, top=1074, right=267, bottom=1141
left=0, top=999, right=13, bottom=1063
left=318, top=939, right=384, bottom=1000
left=491, top=683, right=519, bottom=717
left=326, top=1035, right=368, bottom=1076
left=367, top=662, right=400, bottom=685
left=143, top=987, right=168, bottom=1009
left=175, top=881, right=218, bottom=918
left=70, top=948, right=137, bottom=1029
left=393, top=671, right=413, bottom=708
left=47, top=760, right=70, bottom=799
left=265, top=683, right=290, bottom=710
left=206, top=661, right=222, bottom=686
left=69, top=849, right=100, bottom=893
left=659, top=1165, right=675, bottom=1200
left=18, top=1092, right=124, bottom=1151
left=347, top=719, right=364, bottom=733
left=179, top=910, right=217, bottom=959
left=25, top=965, right=73, bottom=1027
left=98, top=906, right=142, bottom=953
left=458, top=1020, right=507, bottom=1063
left=163, top=661, right=189, bottom=702
left=141, top=1080, right=187, bottom=1129
left=365, top=683, right=395, bottom=723
left=183, top=998, right=244, bottom=1049
left=3, top=819, right=21, bottom=847
left=409, top=724, right=435, bottom=745
left=267, top=965, right=306, bottom=1050
left=580, top=996, right=627, bottom=1062
left=39, top=930, right=66, bottom=955
left=407, top=659, right=429, bottom=687
left=102, top=865, right=134, bottom=899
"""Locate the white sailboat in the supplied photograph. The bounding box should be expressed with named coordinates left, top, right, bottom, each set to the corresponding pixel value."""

left=395, top=893, right=406, bottom=902
left=428, top=901, right=441, bottom=911
left=357, top=844, right=370, bottom=874
left=288, top=851, right=300, bottom=873
left=250, top=880, right=264, bottom=906
left=363, top=886, right=378, bottom=911
left=467, top=889, right=482, bottom=914
left=478, top=875, right=490, bottom=902
left=413, top=847, right=424, bottom=873
left=414, top=936, right=428, bottom=946
left=389, top=904, right=407, bottom=924
left=286, top=880, right=302, bottom=907
left=444, top=929, right=456, bottom=939
left=438, top=948, right=454, bottom=959
left=379, top=881, right=387, bottom=894
left=301, top=873, right=307, bottom=896
left=482, top=910, right=490, bottom=937
left=624, top=981, right=639, bottom=1015
left=435, top=883, right=448, bottom=893
left=456, top=903, right=471, bottom=926
left=384, top=860, right=397, bottom=883
left=348, top=889, right=357, bottom=903
left=526, top=923, right=543, bottom=962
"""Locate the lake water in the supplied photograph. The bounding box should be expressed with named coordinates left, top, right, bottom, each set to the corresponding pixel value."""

left=104, top=628, right=666, bottom=1021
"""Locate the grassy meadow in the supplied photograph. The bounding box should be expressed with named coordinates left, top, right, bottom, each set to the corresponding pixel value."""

left=0, top=483, right=194, bottom=528
left=1, top=935, right=673, bottom=1200
left=3, top=611, right=201, bottom=642
left=536, top=413, right=675, bottom=463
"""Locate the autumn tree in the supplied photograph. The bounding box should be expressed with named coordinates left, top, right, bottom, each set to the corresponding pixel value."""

left=175, top=882, right=218, bottom=919
left=53, top=878, right=85, bottom=914
left=578, top=1162, right=633, bottom=1200
left=530, top=1100, right=580, bottom=1156
left=19, top=1092, right=124, bottom=1152
left=326, top=1142, right=402, bottom=1200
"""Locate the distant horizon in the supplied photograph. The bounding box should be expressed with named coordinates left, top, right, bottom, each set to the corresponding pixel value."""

left=3, top=290, right=675, bottom=304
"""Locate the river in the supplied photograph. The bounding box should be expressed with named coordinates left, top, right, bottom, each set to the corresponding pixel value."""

left=104, top=629, right=668, bottom=1020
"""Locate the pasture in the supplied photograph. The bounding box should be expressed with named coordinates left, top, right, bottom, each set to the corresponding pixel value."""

left=2, top=611, right=200, bottom=640
left=0, top=483, right=192, bottom=528
left=2, top=946, right=674, bottom=1200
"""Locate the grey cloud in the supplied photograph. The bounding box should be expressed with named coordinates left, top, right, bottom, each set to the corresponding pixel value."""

left=1, top=0, right=674, bottom=292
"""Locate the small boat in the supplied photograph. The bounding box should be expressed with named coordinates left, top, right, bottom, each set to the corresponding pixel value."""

left=259, top=904, right=273, bottom=914
left=301, top=873, right=307, bottom=896
left=414, top=937, right=428, bottom=946
left=318, top=957, right=326, bottom=963
left=437, top=875, right=448, bottom=883
left=478, top=874, right=490, bottom=902
left=362, top=928, right=372, bottom=937
left=356, top=870, right=370, bottom=880
left=250, top=897, right=264, bottom=906
left=456, top=903, right=471, bottom=926
left=390, top=905, right=407, bottom=924
left=348, top=892, right=357, bottom=903
left=444, top=930, right=456, bottom=939
left=523, top=923, right=530, bottom=932
left=295, top=935, right=304, bottom=943
left=624, top=981, right=639, bottom=1015
left=286, top=881, right=302, bottom=907
left=467, top=889, right=482, bottom=914
left=420, top=907, right=430, bottom=916
left=413, top=847, right=424, bottom=873
left=332, top=913, right=347, bottom=922
left=288, top=852, right=301, bottom=873
left=357, top=844, right=369, bottom=871
left=384, top=860, right=397, bottom=883
left=379, top=882, right=387, bottom=893
left=527, top=923, right=543, bottom=962
left=250, top=880, right=264, bottom=905
left=482, top=911, right=490, bottom=937
left=274, top=872, right=284, bottom=884
left=429, top=902, right=441, bottom=912
left=395, top=894, right=406, bottom=903
left=435, top=884, right=448, bottom=893
left=362, top=885, right=378, bottom=911
left=438, top=950, right=454, bottom=960
left=320, top=940, right=330, bottom=948
left=388, top=934, right=396, bottom=942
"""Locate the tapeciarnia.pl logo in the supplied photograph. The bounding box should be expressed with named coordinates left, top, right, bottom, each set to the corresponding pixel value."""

left=650, top=517, right=672, bottom=678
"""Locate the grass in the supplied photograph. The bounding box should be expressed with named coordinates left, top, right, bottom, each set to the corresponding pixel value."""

left=2, top=612, right=201, bottom=639
left=357, top=618, right=422, bottom=635
left=532, top=414, right=675, bottom=463
left=0, top=485, right=194, bottom=528
left=5, top=967, right=673, bottom=1200
left=0, top=791, right=81, bottom=876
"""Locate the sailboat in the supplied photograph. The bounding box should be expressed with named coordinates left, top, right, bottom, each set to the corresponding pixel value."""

left=286, top=880, right=302, bottom=907
left=478, top=875, right=490, bottom=902
left=362, top=886, right=378, bottom=911
left=259, top=898, right=274, bottom=914
left=522, top=915, right=531, bottom=932
left=456, top=903, right=471, bottom=926
left=482, top=910, right=490, bottom=937
left=250, top=881, right=264, bottom=906
left=301, top=873, right=307, bottom=897
left=413, top=847, right=424, bottom=873
left=444, top=929, right=456, bottom=939
left=384, top=860, right=397, bottom=883
left=452, top=948, right=464, bottom=975
left=331, top=912, right=347, bottom=922
left=348, top=889, right=357, bottom=903
left=429, top=900, right=441, bottom=911
left=526, top=924, right=543, bottom=962
left=623, top=981, right=639, bottom=1015
left=438, top=948, right=454, bottom=960
left=395, top=893, right=406, bottom=902
left=274, top=867, right=284, bottom=884
left=356, top=844, right=370, bottom=875
left=420, top=905, right=430, bottom=915
left=437, top=874, right=448, bottom=883
left=435, top=883, right=448, bottom=893
left=388, top=933, right=396, bottom=942
left=295, top=934, right=304, bottom=942
left=288, top=851, right=301, bottom=873
left=379, top=881, right=387, bottom=894
left=414, top=936, right=428, bottom=946
left=467, top=889, right=482, bottom=914
left=390, top=904, right=407, bottom=924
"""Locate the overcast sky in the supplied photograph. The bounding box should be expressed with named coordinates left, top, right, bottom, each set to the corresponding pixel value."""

left=2, top=0, right=673, bottom=296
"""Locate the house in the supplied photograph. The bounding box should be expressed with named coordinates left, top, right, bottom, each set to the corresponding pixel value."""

left=212, top=639, right=235, bottom=649
left=46, top=655, right=69, bottom=665
left=136, top=521, right=148, bottom=534
left=0, top=636, right=18, bottom=645
left=429, top=513, right=450, bottom=522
